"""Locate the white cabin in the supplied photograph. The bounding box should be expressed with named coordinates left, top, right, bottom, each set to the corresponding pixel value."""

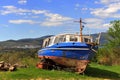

left=42, top=34, right=93, bottom=48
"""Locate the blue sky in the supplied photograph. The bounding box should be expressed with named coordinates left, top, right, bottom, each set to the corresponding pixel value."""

left=0, top=0, right=120, bottom=41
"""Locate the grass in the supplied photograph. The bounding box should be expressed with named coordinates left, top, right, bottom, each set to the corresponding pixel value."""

left=0, top=63, right=120, bottom=80
left=85, top=63, right=120, bottom=79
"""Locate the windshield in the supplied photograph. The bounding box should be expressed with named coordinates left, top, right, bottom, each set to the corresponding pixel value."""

left=54, top=35, right=66, bottom=44
left=70, top=35, right=78, bottom=42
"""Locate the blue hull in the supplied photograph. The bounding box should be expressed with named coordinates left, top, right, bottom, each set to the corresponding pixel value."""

left=38, top=42, right=95, bottom=60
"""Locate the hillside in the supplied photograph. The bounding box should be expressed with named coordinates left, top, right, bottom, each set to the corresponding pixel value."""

left=92, top=32, right=108, bottom=45
left=0, top=35, right=52, bottom=48
left=0, top=32, right=107, bottom=48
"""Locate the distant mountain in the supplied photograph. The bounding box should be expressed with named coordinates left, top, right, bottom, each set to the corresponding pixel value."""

left=0, top=33, right=108, bottom=48
left=92, top=32, right=108, bottom=45
left=0, top=35, right=52, bottom=48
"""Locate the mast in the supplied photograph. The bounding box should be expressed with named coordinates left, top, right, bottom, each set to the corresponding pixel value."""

left=74, top=18, right=84, bottom=42
left=80, top=18, right=83, bottom=42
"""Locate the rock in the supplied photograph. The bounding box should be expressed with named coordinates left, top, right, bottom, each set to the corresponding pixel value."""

left=9, top=66, right=16, bottom=71
left=0, top=61, right=17, bottom=71
left=0, top=61, right=29, bottom=72
left=0, top=61, right=4, bottom=64
left=0, top=63, right=4, bottom=68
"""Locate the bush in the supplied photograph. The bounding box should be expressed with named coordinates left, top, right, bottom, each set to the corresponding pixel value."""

left=0, top=48, right=39, bottom=66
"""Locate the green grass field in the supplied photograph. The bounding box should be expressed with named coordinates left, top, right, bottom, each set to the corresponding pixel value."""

left=0, top=63, right=120, bottom=80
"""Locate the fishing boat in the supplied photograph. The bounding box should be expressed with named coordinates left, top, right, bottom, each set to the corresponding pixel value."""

left=37, top=18, right=101, bottom=73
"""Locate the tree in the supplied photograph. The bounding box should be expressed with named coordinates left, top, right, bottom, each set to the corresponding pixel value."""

left=106, top=20, right=120, bottom=65
left=108, top=20, right=120, bottom=47
left=97, top=20, right=120, bottom=65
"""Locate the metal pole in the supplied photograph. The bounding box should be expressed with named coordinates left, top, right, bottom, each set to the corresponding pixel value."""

left=80, top=18, right=83, bottom=42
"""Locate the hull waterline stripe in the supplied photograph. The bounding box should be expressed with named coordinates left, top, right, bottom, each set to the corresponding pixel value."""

left=39, top=48, right=90, bottom=51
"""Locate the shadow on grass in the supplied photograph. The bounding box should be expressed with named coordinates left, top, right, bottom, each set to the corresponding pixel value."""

left=84, top=66, right=120, bottom=79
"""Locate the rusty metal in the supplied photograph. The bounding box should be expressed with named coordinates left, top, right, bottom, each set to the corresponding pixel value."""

left=37, top=56, right=89, bottom=73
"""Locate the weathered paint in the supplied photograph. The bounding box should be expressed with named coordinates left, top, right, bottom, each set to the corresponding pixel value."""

left=38, top=56, right=89, bottom=73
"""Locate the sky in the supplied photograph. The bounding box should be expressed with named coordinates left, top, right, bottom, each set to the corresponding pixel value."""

left=0, top=0, right=120, bottom=41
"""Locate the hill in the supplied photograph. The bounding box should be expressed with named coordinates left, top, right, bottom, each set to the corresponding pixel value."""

left=92, top=32, right=108, bottom=45
left=0, top=35, right=52, bottom=48
left=0, top=32, right=107, bottom=48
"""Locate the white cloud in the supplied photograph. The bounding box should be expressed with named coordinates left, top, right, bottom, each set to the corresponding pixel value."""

left=112, top=14, right=120, bottom=18
left=103, top=23, right=111, bottom=28
left=45, top=13, right=73, bottom=21
left=32, top=10, right=47, bottom=14
left=3, top=5, right=16, bottom=9
left=41, top=13, right=73, bottom=26
left=0, top=5, right=47, bottom=15
left=41, top=21, right=63, bottom=27
left=91, top=2, right=120, bottom=18
left=84, top=18, right=103, bottom=23
left=1, top=5, right=73, bottom=26
left=9, top=19, right=38, bottom=24
left=84, top=18, right=110, bottom=30
left=0, top=5, right=30, bottom=15
left=18, top=0, right=27, bottom=5
left=84, top=18, right=103, bottom=28
left=100, top=0, right=120, bottom=4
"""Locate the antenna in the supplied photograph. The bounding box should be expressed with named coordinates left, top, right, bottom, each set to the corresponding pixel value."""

left=74, top=18, right=86, bottom=42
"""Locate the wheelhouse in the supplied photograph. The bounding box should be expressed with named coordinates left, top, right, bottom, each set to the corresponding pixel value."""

left=42, top=34, right=93, bottom=48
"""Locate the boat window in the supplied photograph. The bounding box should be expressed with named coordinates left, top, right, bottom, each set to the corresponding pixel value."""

left=49, top=37, right=54, bottom=45
left=44, top=41, right=48, bottom=47
left=42, top=38, right=50, bottom=48
left=47, top=38, right=50, bottom=45
left=84, top=38, right=90, bottom=42
left=54, top=35, right=66, bottom=44
left=70, top=36, right=78, bottom=42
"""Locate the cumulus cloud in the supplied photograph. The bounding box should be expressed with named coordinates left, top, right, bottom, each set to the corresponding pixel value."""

left=84, top=18, right=110, bottom=29
left=31, top=10, right=47, bottom=14
left=84, top=18, right=103, bottom=23
left=45, top=13, right=73, bottom=21
left=100, top=0, right=120, bottom=4
left=18, top=0, right=27, bottom=5
left=9, top=19, right=38, bottom=24
left=0, top=5, right=47, bottom=15
left=103, top=23, right=111, bottom=28
left=41, top=21, right=62, bottom=27
left=0, top=5, right=30, bottom=15
left=91, top=2, right=120, bottom=18
left=0, top=5, right=73, bottom=26
left=41, top=13, right=73, bottom=26
left=1, top=5, right=73, bottom=26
